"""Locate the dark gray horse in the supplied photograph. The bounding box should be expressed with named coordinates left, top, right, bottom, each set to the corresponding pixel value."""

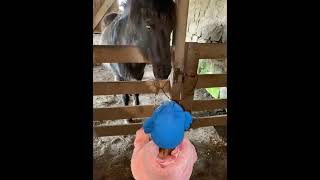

left=99, top=0, right=176, bottom=121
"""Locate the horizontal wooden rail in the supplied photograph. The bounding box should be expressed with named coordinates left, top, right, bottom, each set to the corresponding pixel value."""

left=93, top=80, right=170, bottom=95
left=93, top=105, right=154, bottom=121
left=93, top=45, right=150, bottom=63
left=191, top=115, right=227, bottom=128
left=94, top=115, right=227, bottom=137
left=95, top=123, right=142, bottom=136
left=93, top=100, right=227, bottom=121
left=191, top=43, right=227, bottom=59
left=195, top=74, right=227, bottom=88
left=181, top=99, right=227, bottom=111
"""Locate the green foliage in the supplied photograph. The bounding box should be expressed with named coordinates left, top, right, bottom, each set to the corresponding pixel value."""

left=197, top=59, right=220, bottom=99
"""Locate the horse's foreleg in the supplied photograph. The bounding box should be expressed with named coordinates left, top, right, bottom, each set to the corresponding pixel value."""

left=133, top=94, right=140, bottom=105
left=120, top=84, right=133, bottom=123
left=118, top=76, right=130, bottom=106
left=123, top=94, right=130, bottom=106
left=126, top=94, right=134, bottom=123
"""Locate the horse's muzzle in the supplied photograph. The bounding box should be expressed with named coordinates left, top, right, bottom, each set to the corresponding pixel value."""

left=153, top=64, right=172, bottom=79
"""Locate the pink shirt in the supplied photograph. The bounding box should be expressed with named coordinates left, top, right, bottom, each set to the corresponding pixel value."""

left=131, top=128, right=198, bottom=180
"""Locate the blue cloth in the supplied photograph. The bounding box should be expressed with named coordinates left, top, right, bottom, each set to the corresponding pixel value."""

left=143, top=101, right=192, bottom=149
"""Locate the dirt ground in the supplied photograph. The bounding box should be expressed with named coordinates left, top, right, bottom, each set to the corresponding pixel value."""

left=93, top=34, right=227, bottom=180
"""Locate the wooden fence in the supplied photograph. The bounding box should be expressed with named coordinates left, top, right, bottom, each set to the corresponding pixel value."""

left=93, top=0, right=227, bottom=137
left=93, top=42, right=227, bottom=137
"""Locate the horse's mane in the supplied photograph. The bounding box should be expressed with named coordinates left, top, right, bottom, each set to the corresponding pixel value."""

left=124, top=0, right=175, bottom=25
left=127, top=0, right=174, bottom=13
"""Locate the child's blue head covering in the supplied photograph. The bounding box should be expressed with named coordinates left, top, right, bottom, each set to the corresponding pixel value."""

left=143, top=101, right=193, bottom=149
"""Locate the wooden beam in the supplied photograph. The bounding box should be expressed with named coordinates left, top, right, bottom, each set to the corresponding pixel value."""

left=93, top=45, right=176, bottom=63
left=170, top=0, right=190, bottom=101
left=93, top=80, right=170, bottom=95
left=93, top=0, right=115, bottom=30
left=181, top=43, right=199, bottom=108
left=191, top=100, right=227, bottom=111
left=173, top=0, right=189, bottom=70
left=93, top=0, right=105, bottom=18
left=181, top=99, right=227, bottom=111
left=191, top=115, right=227, bottom=128
left=93, top=100, right=226, bottom=121
left=94, top=2, right=119, bottom=33
left=194, top=43, right=227, bottom=59
left=184, top=43, right=200, bottom=76
left=195, top=74, right=227, bottom=88
left=93, top=45, right=150, bottom=63
left=94, top=115, right=227, bottom=137
left=95, top=123, right=142, bottom=136
left=93, top=105, right=154, bottom=121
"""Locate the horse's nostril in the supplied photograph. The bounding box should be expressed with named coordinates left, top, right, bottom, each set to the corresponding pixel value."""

left=153, top=65, right=172, bottom=79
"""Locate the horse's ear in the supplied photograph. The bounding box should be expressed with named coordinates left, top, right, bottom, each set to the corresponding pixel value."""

left=100, top=13, right=118, bottom=31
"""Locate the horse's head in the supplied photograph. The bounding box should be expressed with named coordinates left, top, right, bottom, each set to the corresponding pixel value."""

left=127, top=0, right=176, bottom=79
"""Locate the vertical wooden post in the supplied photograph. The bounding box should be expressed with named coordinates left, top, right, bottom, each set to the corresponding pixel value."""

left=170, top=0, right=190, bottom=101
left=180, top=42, right=199, bottom=111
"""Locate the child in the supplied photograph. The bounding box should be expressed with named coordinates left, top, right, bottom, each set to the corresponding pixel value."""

left=131, top=101, right=198, bottom=180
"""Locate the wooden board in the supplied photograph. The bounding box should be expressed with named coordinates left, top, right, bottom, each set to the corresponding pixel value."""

left=184, top=43, right=200, bottom=76
left=94, top=115, right=227, bottom=137
left=181, top=42, right=199, bottom=106
left=93, top=45, right=150, bottom=63
left=194, top=43, right=227, bottom=59
left=181, top=99, right=227, bottom=111
left=93, top=0, right=115, bottom=30
left=174, top=0, right=189, bottom=70
left=93, top=0, right=105, bottom=18
left=93, top=80, right=170, bottom=95
left=191, top=115, right=227, bottom=128
left=93, top=100, right=226, bottom=121
left=95, top=123, right=142, bottom=136
left=170, top=0, right=190, bottom=101
left=94, top=0, right=119, bottom=33
left=195, top=74, right=227, bottom=88
left=93, top=105, right=154, bottom=121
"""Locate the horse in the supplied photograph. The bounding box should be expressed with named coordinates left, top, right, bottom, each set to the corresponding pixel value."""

left=99, top=0, right=176, bottom=122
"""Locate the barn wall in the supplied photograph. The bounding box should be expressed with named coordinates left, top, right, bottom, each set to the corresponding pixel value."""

left=186, top=0, right=227, bottom=99
left=186, top=0, right=227, bottom=43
